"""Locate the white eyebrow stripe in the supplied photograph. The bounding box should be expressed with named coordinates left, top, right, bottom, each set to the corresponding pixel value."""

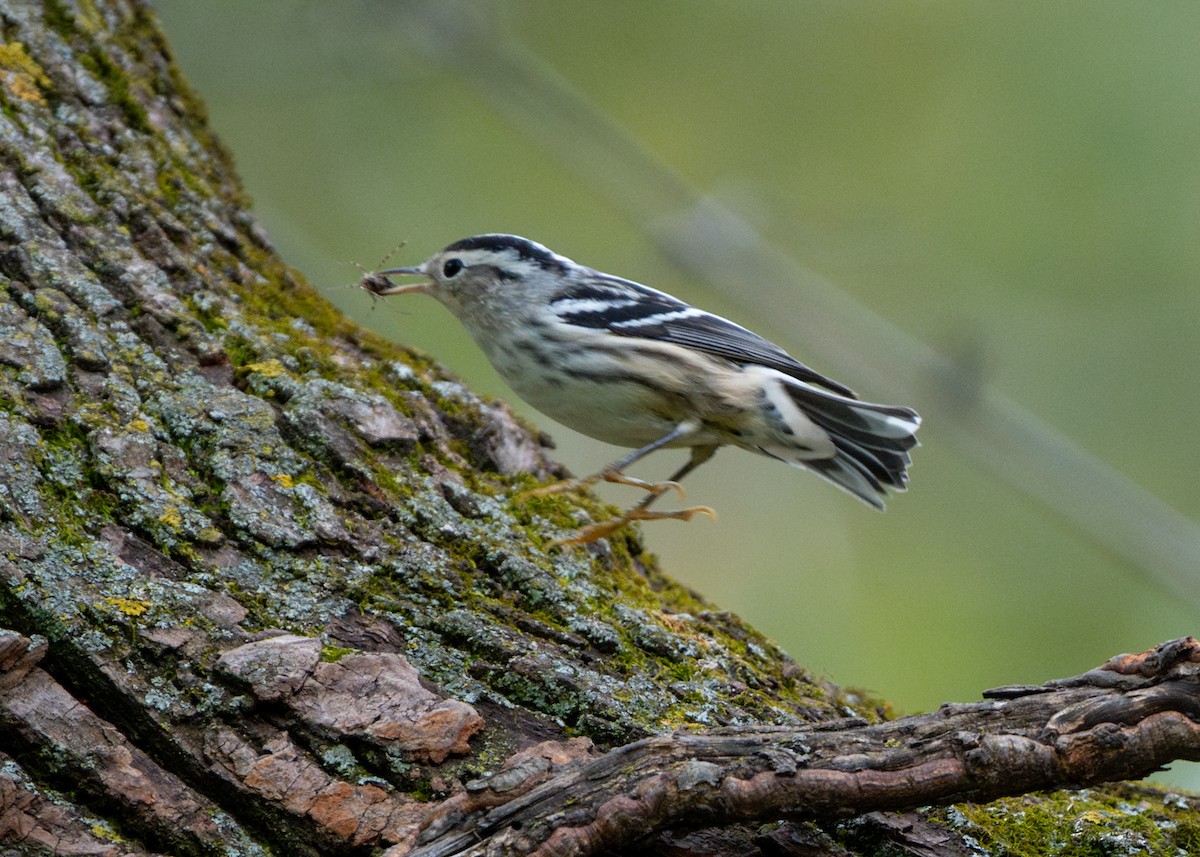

left=610, top=307, right=707, bottom=328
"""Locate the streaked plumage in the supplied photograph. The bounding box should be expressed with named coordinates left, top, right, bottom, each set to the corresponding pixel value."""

left=364, top=234, right=920, bottom=541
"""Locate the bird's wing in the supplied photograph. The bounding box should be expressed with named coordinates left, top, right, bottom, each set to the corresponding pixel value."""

left=550, top=274, right=856, bottom=397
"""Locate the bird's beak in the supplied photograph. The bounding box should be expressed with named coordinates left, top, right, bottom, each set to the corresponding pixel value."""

left=365, top=265, right=429, bottom=295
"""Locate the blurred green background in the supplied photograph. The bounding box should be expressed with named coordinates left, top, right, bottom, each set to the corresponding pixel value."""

left=153, top=1, right=1199, bottom=785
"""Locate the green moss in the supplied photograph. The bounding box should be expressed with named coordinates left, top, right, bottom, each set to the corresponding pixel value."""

left=156, top=170, right=183, bottom=208
left=32, top=424, right=118, bottom=540
left=0, top=42, right=49, bottom=84
left=320, top=644, right=355, bottom=663
left=0, top=41, right=52, bottom=107
left=240, top=358, right=287, bottom=380
left=922, top=785, right=1200, bottom=857
left=40, top=0, right=78, bottom=42
left=44, top=1, right=152, bottom=137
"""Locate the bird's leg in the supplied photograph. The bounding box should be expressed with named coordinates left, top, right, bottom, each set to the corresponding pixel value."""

left=631, top=444, right=718, bottom=513
left=554, top=444, right=720, bottom=546
left=522, top=422, right=700, bottom=502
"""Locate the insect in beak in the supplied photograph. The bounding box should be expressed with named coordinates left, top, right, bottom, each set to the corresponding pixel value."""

left=362, top=265, right=428, bottom=296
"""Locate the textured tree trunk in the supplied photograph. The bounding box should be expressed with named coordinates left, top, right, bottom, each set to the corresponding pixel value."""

left=0, top=2, right=1197, bottom=856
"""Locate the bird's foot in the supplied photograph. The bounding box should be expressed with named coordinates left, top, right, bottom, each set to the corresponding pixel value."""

left=553, top=504, right=716, bottom=546
left=599, top=470, right=686, bottom=500
left=520, top=471, right=685, bottom=502
left=518, top=474, right=601, bottom=501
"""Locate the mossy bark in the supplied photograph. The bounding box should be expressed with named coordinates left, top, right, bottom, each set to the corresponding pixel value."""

left=0, top=2, right=1194, bottom=856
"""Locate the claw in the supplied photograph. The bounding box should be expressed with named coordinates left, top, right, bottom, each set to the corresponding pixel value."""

left=601, top=471, right=686, bottom=501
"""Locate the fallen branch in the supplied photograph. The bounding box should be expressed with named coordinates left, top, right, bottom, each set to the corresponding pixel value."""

left=412, top=637, right=1200, bottom=857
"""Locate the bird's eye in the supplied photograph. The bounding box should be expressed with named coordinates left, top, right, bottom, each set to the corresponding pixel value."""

left=442, top=258, right=463, bottom=278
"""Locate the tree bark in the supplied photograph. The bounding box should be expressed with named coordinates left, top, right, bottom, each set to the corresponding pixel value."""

left=409, top=637, right=1200, bottom=856
left=0, top=2, right=1196, bottom=856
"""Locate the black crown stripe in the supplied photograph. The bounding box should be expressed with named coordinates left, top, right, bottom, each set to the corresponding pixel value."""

left=442, top=234, right=565, bottom=271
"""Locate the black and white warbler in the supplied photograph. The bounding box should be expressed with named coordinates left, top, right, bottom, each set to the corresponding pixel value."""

left=364, top=234, right=920, bottom=543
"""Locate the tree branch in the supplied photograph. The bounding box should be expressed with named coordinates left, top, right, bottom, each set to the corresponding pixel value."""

left=412, top=637, right=1200, bottom=857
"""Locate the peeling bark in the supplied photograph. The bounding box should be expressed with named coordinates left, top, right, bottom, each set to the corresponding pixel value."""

left=0, top=2, right=1196, bottom=856
left=408, top=638, right=1200, bottom=856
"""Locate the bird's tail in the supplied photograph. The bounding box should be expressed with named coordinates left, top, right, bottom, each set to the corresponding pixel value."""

left=778, top=381, right=921, bottom=509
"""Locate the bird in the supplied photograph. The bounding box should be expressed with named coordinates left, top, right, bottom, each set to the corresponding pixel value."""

left=362, top=234, right=920, bottom=544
